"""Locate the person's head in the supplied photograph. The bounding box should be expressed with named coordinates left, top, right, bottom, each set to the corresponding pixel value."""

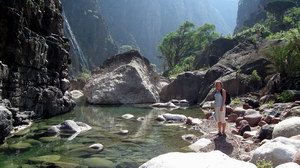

left=215, top=80, right=223, bottom=90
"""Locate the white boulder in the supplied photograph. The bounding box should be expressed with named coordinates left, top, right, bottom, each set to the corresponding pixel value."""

left=162, top=113, right=187, bottom=122
left=273, top=117, right=300, bottom=138
left=139, top=150, right=256, bottom=168
left=188, top=138, right=212, bottom=152
left=275, top=162, right=300, bottom=168
left=250, top=137, right=300, bottom=166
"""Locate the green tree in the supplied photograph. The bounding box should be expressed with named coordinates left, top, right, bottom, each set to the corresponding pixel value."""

left=193, top=24, right=219, bottom=50
left=264, top=0, right=297, bottom=23
left=158, top=22, right=219, bottom=70
left=158, top=21, right=195, bottom=68
left=264, top=28, right=300, bottom=77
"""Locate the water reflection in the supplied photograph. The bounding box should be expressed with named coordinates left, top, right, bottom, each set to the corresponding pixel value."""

left=0, top=105, right=203, bottom=167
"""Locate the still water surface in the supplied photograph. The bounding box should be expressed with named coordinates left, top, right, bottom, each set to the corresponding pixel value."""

left=0, top=105, right=203, bottom=167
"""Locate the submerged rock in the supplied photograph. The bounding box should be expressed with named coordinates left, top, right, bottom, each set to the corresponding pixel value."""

left=82, top=157, right=115, bottom=168
left=28, top=155, right=61, bottom=164
left=9, top=142, right=32, bottom=150
left=84, top=50, right=163, bottom=105
left=139, top=150, right=256, bottom=168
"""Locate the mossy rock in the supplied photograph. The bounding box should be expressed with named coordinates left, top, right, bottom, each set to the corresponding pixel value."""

left=82, top=157, right=115, bottom=168
left=65, top=147, right=101, bottom=157
left=23, top=139, right=42, bottom=146
left=1, top=162, right=19, bottom=168
left=9, top=142, right=32, bottom=150
left=39, top=136, right=60, bottom=142
left=53, top=143, right=85, bottom=152
left=28, top=155, right=61, bottom=164
left=0, top=142, right=8, bottom=150
left=16, top=164, right=34, bottom=168
left=37, top=161, right=84, bottom=168
left=116, top=161, right=139, bottom=168
left=14, top=128, right=31, bottom=137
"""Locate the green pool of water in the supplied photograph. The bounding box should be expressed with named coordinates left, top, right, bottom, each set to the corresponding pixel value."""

left=0, top=105, right=203, bottom=168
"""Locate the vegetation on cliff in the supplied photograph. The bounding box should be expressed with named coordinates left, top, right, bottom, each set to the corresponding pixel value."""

left=158, top=22, right=219, bottom=77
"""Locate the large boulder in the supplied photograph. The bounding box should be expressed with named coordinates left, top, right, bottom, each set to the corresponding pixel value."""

left=250, top=137, right=300, bottom=167
left=272, top=117, right=300, bottom=138
left=84, top=50, right=162, bottom=104
left=160, top=71, right=205, bottom=104
left=0, top=105, right=13, bottom=143
left=139, top=151, right=256, bottom=168
left=276, top=162, right=300, bottom=168
left=194, top=38, right=237, bottom=69
left=198, top=40, right=273, bottom=104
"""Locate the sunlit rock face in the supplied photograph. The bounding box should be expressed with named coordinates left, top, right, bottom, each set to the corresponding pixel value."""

left=84, top=50, right=164, bottom=105
left=234, top=0, right=267, bottom=33
left=0, top=0, right=75, bottom=118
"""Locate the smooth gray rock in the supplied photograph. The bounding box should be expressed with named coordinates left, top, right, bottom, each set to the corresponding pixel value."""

left=84, top=51, right=162, bottom=105
left=140, top=151, right=256, bottom=168
left=251, top=137, right=300, bottom=167
left=273, top=117, right=300, bottom=138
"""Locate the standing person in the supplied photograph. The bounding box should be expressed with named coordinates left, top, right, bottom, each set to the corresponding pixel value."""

left=214, top=81, right=227, bottom=136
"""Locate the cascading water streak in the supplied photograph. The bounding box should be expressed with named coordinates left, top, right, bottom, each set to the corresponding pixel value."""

left=62, top=12, right=89, bottom=71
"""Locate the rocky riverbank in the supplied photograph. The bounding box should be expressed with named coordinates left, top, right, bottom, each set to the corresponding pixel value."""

left=140, top=97, right=300, bottom=167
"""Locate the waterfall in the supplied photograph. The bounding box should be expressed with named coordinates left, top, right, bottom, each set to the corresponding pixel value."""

left=62, top=12, right=89, bottom=71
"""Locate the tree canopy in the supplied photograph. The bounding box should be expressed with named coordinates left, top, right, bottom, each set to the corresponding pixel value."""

left=158, top=21, right=219, bottom=70
left=264, top=0, right=297, bottom=22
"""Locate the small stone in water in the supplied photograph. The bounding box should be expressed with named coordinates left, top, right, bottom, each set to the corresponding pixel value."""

left=118, top=130, right=129, bottom=135
left=137, top=117, right=145, bottom=121
left=122, top=114, right=134, bottom=119
left=89, top=143, right=104, bottom=151
left=156, top=115, right=166, bottom=122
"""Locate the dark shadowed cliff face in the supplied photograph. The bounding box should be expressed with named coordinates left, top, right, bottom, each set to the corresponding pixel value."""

left=61, top=0, right=118, bottom=73
left=0, top=0, right=75, bottom=118
left=100, top=0, right=238, bottom=65
left=234, top=0, right=267, bottom=33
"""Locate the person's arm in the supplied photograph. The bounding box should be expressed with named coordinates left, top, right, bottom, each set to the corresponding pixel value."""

left=221, top=89, right=226, bottom=111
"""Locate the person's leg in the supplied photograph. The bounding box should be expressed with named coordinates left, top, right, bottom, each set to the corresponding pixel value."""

left=222, top=123, right=226, bottom=134
left=215, top=108, right=222, bottom=135
left=220, top=108, right=226, bottom=135
left=218, top=122, right=222, bottom=134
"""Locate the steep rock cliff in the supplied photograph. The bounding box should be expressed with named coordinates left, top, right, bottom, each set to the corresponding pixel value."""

left=100, top=0, right=237, bottom=65
left=61, top=0, right=118, bottom=74
left=0, top=0, right=75, bottom=119
left=234, top=0, right=267, bottom=33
